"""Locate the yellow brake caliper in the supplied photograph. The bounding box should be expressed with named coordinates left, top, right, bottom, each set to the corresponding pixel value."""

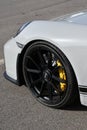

left=56, top=60, right=67, bottom=92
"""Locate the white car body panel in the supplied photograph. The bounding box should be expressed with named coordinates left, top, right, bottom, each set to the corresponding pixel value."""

left=15, top=21, right=87, bottom=86
left=4, top=38, right=21, bottom=80
left=4, top=11, right=87, bottom=106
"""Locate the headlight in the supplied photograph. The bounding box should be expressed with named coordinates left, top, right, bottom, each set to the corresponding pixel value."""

left=15, top=22, right=31, bottom=37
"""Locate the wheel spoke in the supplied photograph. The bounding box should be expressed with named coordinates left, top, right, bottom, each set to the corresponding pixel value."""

left=31, top=78, right=42, bottom=86
left=48, top=81, right=64, bottom=101
left=26, top=56, right=40, bottom=70
left=47, top=52, right=52, bottom=67
left=43, top=54, right=48, bottom=64
left=52, top=66, right=59, bottom=73
left=52, top=74, right=66, bottom=83
left=25, top=67, right=41, bottom=74
left=47, top=82, right=53, bottom=101
left=48, top=81, right=59, bottom=94
left=52, top=66, right=64, bottom=73
left=38, top=81, right=45, bottom=97
left=29, top=74, right=33, bottom=84
left=37, top=49, right=45, bottom=67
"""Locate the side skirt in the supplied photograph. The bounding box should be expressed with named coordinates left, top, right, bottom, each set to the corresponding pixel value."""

left=79, top=85, right=87, bottom=106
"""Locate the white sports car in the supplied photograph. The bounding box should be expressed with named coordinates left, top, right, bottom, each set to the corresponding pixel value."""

left=4, top=11, right=87, bottom=108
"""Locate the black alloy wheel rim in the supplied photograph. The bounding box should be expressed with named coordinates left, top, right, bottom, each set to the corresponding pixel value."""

left=24, top=44, right=68, bottom=106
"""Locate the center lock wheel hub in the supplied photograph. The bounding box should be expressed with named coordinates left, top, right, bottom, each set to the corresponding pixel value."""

left=43, top=70, right=52, bottom=81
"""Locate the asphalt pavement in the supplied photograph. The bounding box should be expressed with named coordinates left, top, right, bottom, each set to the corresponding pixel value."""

left=1, top=0, right=87, bottom=130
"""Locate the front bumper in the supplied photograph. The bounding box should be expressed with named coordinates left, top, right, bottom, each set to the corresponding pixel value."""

left=4, top=71, right=20, bottom=85
left=4, top=38, right=22, bottom=83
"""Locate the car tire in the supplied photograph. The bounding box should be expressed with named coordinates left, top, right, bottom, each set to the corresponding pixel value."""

left=23, top=41, right=79, bottom=108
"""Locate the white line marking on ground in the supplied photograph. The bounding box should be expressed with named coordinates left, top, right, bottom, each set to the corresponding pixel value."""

left=0, top=59, right=4, bottom=65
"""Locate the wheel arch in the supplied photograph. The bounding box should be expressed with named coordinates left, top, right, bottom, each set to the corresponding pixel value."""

left=17, top=39, right=79, bottom=90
